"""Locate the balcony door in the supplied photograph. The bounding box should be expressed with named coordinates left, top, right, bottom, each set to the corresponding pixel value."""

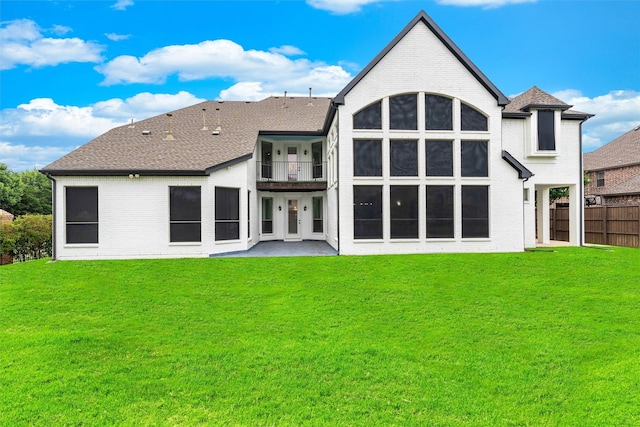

left=287, top=146, right=298, bottom=181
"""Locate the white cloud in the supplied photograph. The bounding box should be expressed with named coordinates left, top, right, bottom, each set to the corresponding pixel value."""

left=306, top=0, right=382, bottom=14
left=269, top=45, right=306, bottom=56
left=0, top=19, right=103, bottom=70
left=111, top=0, right=134, bottom=11
left=96, top=39, right=353, bottom=98
left=0, top=92, right=205, bottom=141
left=552, top=89, right=640, bottom=151
left=105, top=33, right=131, bottom=42
left=436, top=0, right=536, bottom=8
left=50, top=25, right=72, bottom=36
left=0, top=141, right=75, bottom=171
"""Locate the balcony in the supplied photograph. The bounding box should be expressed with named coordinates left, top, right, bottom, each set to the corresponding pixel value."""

left=257, top=161, right=327, bottom=191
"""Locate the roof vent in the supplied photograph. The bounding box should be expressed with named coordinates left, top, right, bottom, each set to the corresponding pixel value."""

left=307, top=88, right=313, bottom=106
left=128, top=118, right=135, bottom=128
left=163, top=113, right=175, bottom=141
left=142, top=130, right=151, bottom=136
left=211, top=108, right=221, bottom=135
left=282, top=91, right=288, bottom=108
left=201, top=108, right=208, bottom=131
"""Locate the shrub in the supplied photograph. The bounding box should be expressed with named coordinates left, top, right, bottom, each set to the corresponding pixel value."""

left=0, top=214, right=52, bottom=262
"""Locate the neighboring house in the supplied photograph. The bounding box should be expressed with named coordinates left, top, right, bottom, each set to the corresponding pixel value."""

left=584, top=126, right=640, bottom=206
left=40, top=10, right=592, bottom=260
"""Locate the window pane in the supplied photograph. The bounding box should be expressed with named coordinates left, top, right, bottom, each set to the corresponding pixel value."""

left=538, top=110, right=556, bottom=150
left=216, top=187, right=240, bottom=241
left=353, top=101, right=382, bottom=129
left=170, top=223, right=201, bottom=243
left=461, top=103, right=488, bottom=131
left=66, top=187, right=98, bottom=222
left=170, top=186, right=201, bottom=243
left=461, top=141, right=488, bottom=177
left=216, top=223, right=240, bottom=241
left=215, top=187, right=239, bottom=220
left=425, top=95, right=453, bottom=130
left=390, top=186, right=418, bottom=239
left=390, top=94, right=417, bottom=130
left=312, top=142, right=323, bottom=179
left=390, top=140, right=417, bottom=176
left=313, top=196, right=323, bottom=233
left=66, top=187, right=98, bottom=244
left=426, top=140, right=453, bottom=177
left=353, top=139, right=382, bottom=176
left=426, top=186, right=454, bottom=238
left=262, top=198, right=273, bottom=234
left=170, top=187, right=201, bottom=221
left=66, top=224, right=98, bottom=244
left=462, top=186, right=489, bottom=238
left=353, top=186, right=382, bottom=239
left=261, top=141, right=272, bottom=179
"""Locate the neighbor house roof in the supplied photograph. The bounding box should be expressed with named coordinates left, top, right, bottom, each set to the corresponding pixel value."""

left=334, top=10, right=509, bottom=107
left=502, top=86, right=593, bottom=120
left=41, top=96, right=332, bottom=176
left=584, top=126, right=640, bottom=171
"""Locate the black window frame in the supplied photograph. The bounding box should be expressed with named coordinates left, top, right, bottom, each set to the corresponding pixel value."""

left=390, top=185, right=419, bottom=239
left=462, top=185, right=489, bottom=239
left=425, top=94, right=453, bottom=130
left=215, top=187, right=240, bottom=241
left=537, top=110, right=556, bottom=151
left=390, top=139, right=418, bottom=177
left=426, top=140, right=454, bottom=177
left=353, top=185, right=383, bottom=239
left=353, top=139, right=382, bottom=177
left=261, top=197, right=273, bottom=234
left=389, top=94, right=418, bottom=130
left=65, top=186, right=99, bottom=244
left=461, top=103, right=488, bottom=132
left=426, top=185, right=454, bottom=239
left=312, top=196, right=323, bottom=234
left=353, top=101, right=382, bottom=130
left=169, top=186, right=202, bottom=243
left=461, top=140, right=489, bottom=177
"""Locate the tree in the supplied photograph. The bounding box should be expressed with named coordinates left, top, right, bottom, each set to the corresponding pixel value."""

left=0, top=163, right=52, bottom=215
left=0, top=163, right=24, bottom=211
left=13, top=169, right=52, bottom=215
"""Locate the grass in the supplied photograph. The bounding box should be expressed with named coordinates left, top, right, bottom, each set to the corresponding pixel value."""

left=1, top=247, right=639, bottom=426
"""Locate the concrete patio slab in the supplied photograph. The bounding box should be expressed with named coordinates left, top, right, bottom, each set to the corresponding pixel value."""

left=210, top=241, right=338, bottom=258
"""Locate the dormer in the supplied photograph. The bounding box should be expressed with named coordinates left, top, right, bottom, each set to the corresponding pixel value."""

left=503, top=86, right=572, bottom=158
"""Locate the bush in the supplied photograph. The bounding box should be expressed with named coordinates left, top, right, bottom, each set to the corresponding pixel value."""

left=0, top=214, right=52, bottom=262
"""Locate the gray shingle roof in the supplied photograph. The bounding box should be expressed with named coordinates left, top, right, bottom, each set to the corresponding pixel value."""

left=41, top=96, right=332, bottom=175
left=584, top=126, right=640, bottom=171
left=503, top=86, right=571, bottom=113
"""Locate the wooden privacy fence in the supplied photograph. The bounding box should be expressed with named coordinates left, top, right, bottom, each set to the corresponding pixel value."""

left=550, top=205, right=640, bottom=248
left=584, top=205, right=640, bottom=248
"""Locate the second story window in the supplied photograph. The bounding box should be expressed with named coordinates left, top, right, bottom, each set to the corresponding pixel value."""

left=537, top=110, right=556, bottom=151
left=596, top=171, right=605, bottom=187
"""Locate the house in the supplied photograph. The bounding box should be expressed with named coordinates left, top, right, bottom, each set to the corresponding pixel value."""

left=584, top=126, right=640, bottom=206
left=40, top=10, right=592, bottom=260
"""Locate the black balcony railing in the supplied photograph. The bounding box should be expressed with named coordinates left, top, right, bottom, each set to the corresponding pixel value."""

left=257, top=161, right=326, bottom=182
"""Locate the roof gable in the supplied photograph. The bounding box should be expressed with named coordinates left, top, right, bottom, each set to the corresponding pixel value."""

left=334, top=10, right=508, bottom=106
left=503, top=86, right=571, bottom=113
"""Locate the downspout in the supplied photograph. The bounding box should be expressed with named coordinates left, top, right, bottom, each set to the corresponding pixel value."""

left=579, top=120, right=585, bottom=247
left=44, top=173, right=57, bottom=261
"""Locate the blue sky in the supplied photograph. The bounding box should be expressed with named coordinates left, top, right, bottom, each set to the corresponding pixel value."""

left=1, top=0, right=639, bottom=171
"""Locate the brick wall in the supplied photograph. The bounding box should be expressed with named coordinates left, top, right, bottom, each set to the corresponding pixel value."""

left=585, top=164, right=640, bottom=197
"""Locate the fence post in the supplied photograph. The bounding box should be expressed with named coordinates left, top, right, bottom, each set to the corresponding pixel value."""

left=603, top=205, right=608, bottom=245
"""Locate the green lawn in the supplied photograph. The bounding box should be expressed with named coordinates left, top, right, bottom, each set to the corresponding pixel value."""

left=1, top=247, right=639, bottom=426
